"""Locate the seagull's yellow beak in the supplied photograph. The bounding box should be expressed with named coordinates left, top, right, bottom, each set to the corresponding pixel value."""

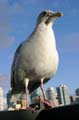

left=45, top=12, right=63, bottom=25
left=53, top=12, right=63, bottom=18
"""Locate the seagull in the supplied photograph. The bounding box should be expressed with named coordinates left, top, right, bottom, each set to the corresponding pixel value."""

left=10, top=10, right=63, bottom=108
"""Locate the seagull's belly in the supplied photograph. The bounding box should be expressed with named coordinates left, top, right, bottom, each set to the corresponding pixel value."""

left=33, top=50, right=59, bottom=78
left=20, top=28, right=59, bottom=79
left=22, top=47, right=59, bottom=78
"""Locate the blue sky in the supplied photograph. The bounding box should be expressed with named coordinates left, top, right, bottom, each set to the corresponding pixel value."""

left=0, top=0, right=79, bottom=96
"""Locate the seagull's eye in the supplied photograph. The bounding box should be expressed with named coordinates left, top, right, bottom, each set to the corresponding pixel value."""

left=42, top=11, right=47, bottom=16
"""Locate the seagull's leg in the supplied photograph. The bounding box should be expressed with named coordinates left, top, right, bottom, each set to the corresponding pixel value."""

left=40, top=78, right=52, bottom=108
left=24, top=78, right=29, bottom=108
left=40, top=78, right=46, bottom=100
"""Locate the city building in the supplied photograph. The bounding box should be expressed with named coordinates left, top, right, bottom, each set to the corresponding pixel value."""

left=3, top=97, right=7, bottom=110
left=56, top=84, right=70, bottom=106
left=46, top=87, right=58, bottom=106
left=74, top=96, right=79, bottom=104
left=6, top=90, right=12, bottom=108
left=75, top=88, right=79, bottom=96
left=70, top=95, right=79, bottom=104
left=0, top=87, right=4, bottom=110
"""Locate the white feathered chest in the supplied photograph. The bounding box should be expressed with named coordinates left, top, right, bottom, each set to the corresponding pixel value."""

left=19, top=23, right=59, bottom=78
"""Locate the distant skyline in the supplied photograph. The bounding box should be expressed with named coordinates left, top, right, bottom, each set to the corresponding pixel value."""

left=0, top=0, right=79, bottom=96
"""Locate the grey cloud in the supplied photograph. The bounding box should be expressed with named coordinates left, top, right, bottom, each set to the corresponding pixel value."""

left=0, top=75, right=8, bottom=81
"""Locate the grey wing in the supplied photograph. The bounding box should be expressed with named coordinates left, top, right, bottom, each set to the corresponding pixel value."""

left=11, top=42, right=23, bottom=89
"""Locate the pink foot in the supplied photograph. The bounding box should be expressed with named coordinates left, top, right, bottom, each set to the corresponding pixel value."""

left=41, top=99, right=56, bottom=108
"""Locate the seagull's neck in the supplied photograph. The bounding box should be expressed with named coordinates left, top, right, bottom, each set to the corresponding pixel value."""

left=34, top=23, right=57, bottom=49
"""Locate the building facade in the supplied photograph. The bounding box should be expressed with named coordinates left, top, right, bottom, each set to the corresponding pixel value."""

left=0, top=87, right=4, bottom=110
left=70, top=95, right=79, bottom=104
left=46, top=87, right=58, bottom=106
left=75, top=88, right=79, bottom=96
left=56, top=84, right=70, bottom=106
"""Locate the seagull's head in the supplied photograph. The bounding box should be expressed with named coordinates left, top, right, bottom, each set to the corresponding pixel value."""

left=36, top=10, right=63, bottom=27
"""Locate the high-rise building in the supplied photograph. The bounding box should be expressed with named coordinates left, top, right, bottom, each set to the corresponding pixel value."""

left=70, top=95, right=79, bottom=104
left=46, top=87, right=58, bottom=106
left=56, top=84, right=70, bottom=106
left=0, top=87, right=4, bottom=110
left=3, top=97, right=7, bottom=110
left=6, top=90, right=12, bottom=108
left=75, top=88, right=79, bottom=96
